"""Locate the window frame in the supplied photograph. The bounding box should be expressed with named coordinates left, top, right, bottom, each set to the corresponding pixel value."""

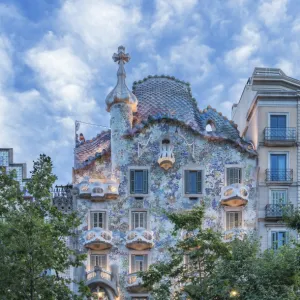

left=271, top=231, right=289, bottom=250
left=268, top=152, right=289, bottom=169
left=269, top=189, right=288, bottom=205
left=226, top=211, right=242, bottom=230
left=183, top=167, right=204, bottom=197
left=129, top=251, right=150, bottom=274
left=89, top=210, right=108, bottom=230
left=90, top=253, right=108, bottom=270
left=268, top=112, right=289, bottom=128
left=129, top=209, right=149, bottom=230
left=128, top=167, right=150, bottom=197
left=225, top=164, right=243, bottom=186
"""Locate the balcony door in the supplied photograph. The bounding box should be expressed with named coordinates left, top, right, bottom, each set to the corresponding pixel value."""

left=270, top=154, right=287, bottom=181
left=270, top=115, right=286, bottom=140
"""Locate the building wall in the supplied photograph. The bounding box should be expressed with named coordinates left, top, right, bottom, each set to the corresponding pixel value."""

left=74, top=122, right=257, bottom=299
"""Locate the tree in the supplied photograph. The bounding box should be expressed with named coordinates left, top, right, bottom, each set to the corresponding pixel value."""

left=141, top=205, right=230, bottom=299
left=0, top=154, right=90, bottom=300
left=142, top=206, right=300, bottom=300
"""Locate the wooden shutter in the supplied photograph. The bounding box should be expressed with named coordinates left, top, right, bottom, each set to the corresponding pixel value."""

left=185, top=170, right=189, bottom=194
left=131, top=255, right=135, bottom=273
left=144, top=255, right=148, bottom=271
left=130, top=170, right=135, bottom=194
left=142, top=170, right=148, bottom=194
left=272, top=232, right=277, bottom=250
left=197, top=171, right=202, bottom=194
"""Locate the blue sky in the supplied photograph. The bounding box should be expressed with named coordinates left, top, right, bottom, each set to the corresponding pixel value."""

left=1, top=0, right=299, bottom=184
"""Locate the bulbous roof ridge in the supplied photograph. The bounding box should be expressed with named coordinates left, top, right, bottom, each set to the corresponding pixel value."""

left=105, top=46, right=138, bottom=112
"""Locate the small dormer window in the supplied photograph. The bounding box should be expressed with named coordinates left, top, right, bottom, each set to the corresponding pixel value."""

left=206, top=120, right=216, bottom=132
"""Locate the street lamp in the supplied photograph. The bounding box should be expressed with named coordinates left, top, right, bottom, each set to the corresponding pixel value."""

left=230, top=289, right=239, bottom=297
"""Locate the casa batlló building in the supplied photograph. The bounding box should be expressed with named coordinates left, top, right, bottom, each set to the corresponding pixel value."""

left=59, top=46, right=258, bottom=299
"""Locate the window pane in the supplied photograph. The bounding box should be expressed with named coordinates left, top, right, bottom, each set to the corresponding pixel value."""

left=135, top=170, right=143, bottom=193
left=226, top=212, right=242, bottom=230
left=227, top=168, right=242, bottom=185
left=189, top=171, right=197, bottom=194
left=271, top=190, right=287, bottom=204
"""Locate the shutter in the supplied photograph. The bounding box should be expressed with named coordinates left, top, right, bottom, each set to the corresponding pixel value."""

left=140, top=212, right=144, bottom=228
left=142, top=170, right=148, bottom=194
left=130, top=170, right=135, bottom=194
left=285, top=232, right=289, bottom=245
left=144, top=212, right=147, bottom=229
left=226, top=212, right=229, bottom=230
left=144, top=255, right=148, bottom=271
left=185, top=170, right=189, bottom=194
left=226, top=168, right=230, bottom=185
left=272, top=232, right=277, bottom=250
left=103, top=255, right=107, bottom=270
left=238, top=168, right=242, bottom=183
left=131, top=212, right=134, bottom=229
left=131, top=255, right=135, bottom=273
left=91, top=255, right=96, bottom=267
left=103, top=212, right=106, bottom=229
left=238, top=212, right=242, bottom=227
left=197, top=171, right=202, bottom=194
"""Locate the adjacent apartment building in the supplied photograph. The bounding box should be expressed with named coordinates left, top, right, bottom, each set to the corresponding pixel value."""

left=232, top=68, right=300, bottom=251
left=61, top=46, right=258, bottom=300
left=0, top=148, right=30, bottom=198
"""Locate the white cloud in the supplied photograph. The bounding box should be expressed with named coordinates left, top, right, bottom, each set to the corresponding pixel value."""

left=151, top=0, right=198, bottom=33
left=169, top=36, right=215, bottom=83
left=0, top=35, right=13, bottom=87
left=224, top=24, right=263, bottom=72
left=258, top=0, right=289, bottom=27
left=58, top=0, right=142, bottom=57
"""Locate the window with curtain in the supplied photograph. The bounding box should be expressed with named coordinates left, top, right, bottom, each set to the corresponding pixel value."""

left=91, top=211, right=106, bottom=229
left=226, top=167, right=242, bottom=185
left=91, top=254, right=107, bottom=269
left=130, top=169, right=148, bottom=194
left=271, top=190, right=287, bottom=205
left=131, top=254, right=148, bottom=273
left=226, top=211, right=242, bottom=230
left=184, top=170, right=202, bottom=194
left=131, top=211, right=147, bottom=229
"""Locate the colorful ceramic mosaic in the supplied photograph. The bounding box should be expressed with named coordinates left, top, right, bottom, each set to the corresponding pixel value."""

left=71, top=47, right=257, bottom=300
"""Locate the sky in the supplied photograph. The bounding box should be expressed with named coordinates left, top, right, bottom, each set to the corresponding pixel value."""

left=0, top=0, right=300, bottom=184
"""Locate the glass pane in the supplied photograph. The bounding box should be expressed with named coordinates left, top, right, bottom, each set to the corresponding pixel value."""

left=135, top=171, right=144, bottom=193
left=189, top=171, right=197, bottom=194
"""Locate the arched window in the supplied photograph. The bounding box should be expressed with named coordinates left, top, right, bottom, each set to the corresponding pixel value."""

left=206, top=120, right=216, bottom=132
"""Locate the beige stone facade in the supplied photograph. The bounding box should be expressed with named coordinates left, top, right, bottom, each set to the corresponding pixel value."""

left=232, top=68, right=300, bottom=251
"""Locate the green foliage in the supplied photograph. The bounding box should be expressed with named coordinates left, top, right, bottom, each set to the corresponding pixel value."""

left=142, top=206, right=300, bottom=300
left=0, top=154, right=89, bottom=299
left=141, top=205, right=230, bottom=299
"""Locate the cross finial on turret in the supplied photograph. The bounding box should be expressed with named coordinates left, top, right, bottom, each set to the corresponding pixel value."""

left=112, top=46, right=130, bottom=64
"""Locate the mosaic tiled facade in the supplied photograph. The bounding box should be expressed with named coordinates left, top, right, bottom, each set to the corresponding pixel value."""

left=69, top=47, right=258, bottom=299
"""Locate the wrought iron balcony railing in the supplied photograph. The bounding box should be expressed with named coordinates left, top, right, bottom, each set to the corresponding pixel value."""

left=265, top=169, right=293, bottom=183
left=265, top=204, right=293, bottom=219
left=264, top=127, right=296, bottom=142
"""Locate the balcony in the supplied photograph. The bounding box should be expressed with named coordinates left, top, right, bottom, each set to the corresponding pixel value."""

left=125, top=272, right=147, bottom=293
left=220, top=184, right=249, bottom=207
left=264, top=127, right=296, bottom=146
left=125, top=228, right=154, bottom=250
left=265, top=169, right=293, bottom=185
left=86, top=266, right=118, bottom=299
left=82, top=228, right=113, bottom=250
left=265, top=204, right=293, bottom=221
left=223, top=228, right=248, bottom=242
left=78, top=177, right=119, bottom=201
left=157, top=144, right=175, bottom=170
